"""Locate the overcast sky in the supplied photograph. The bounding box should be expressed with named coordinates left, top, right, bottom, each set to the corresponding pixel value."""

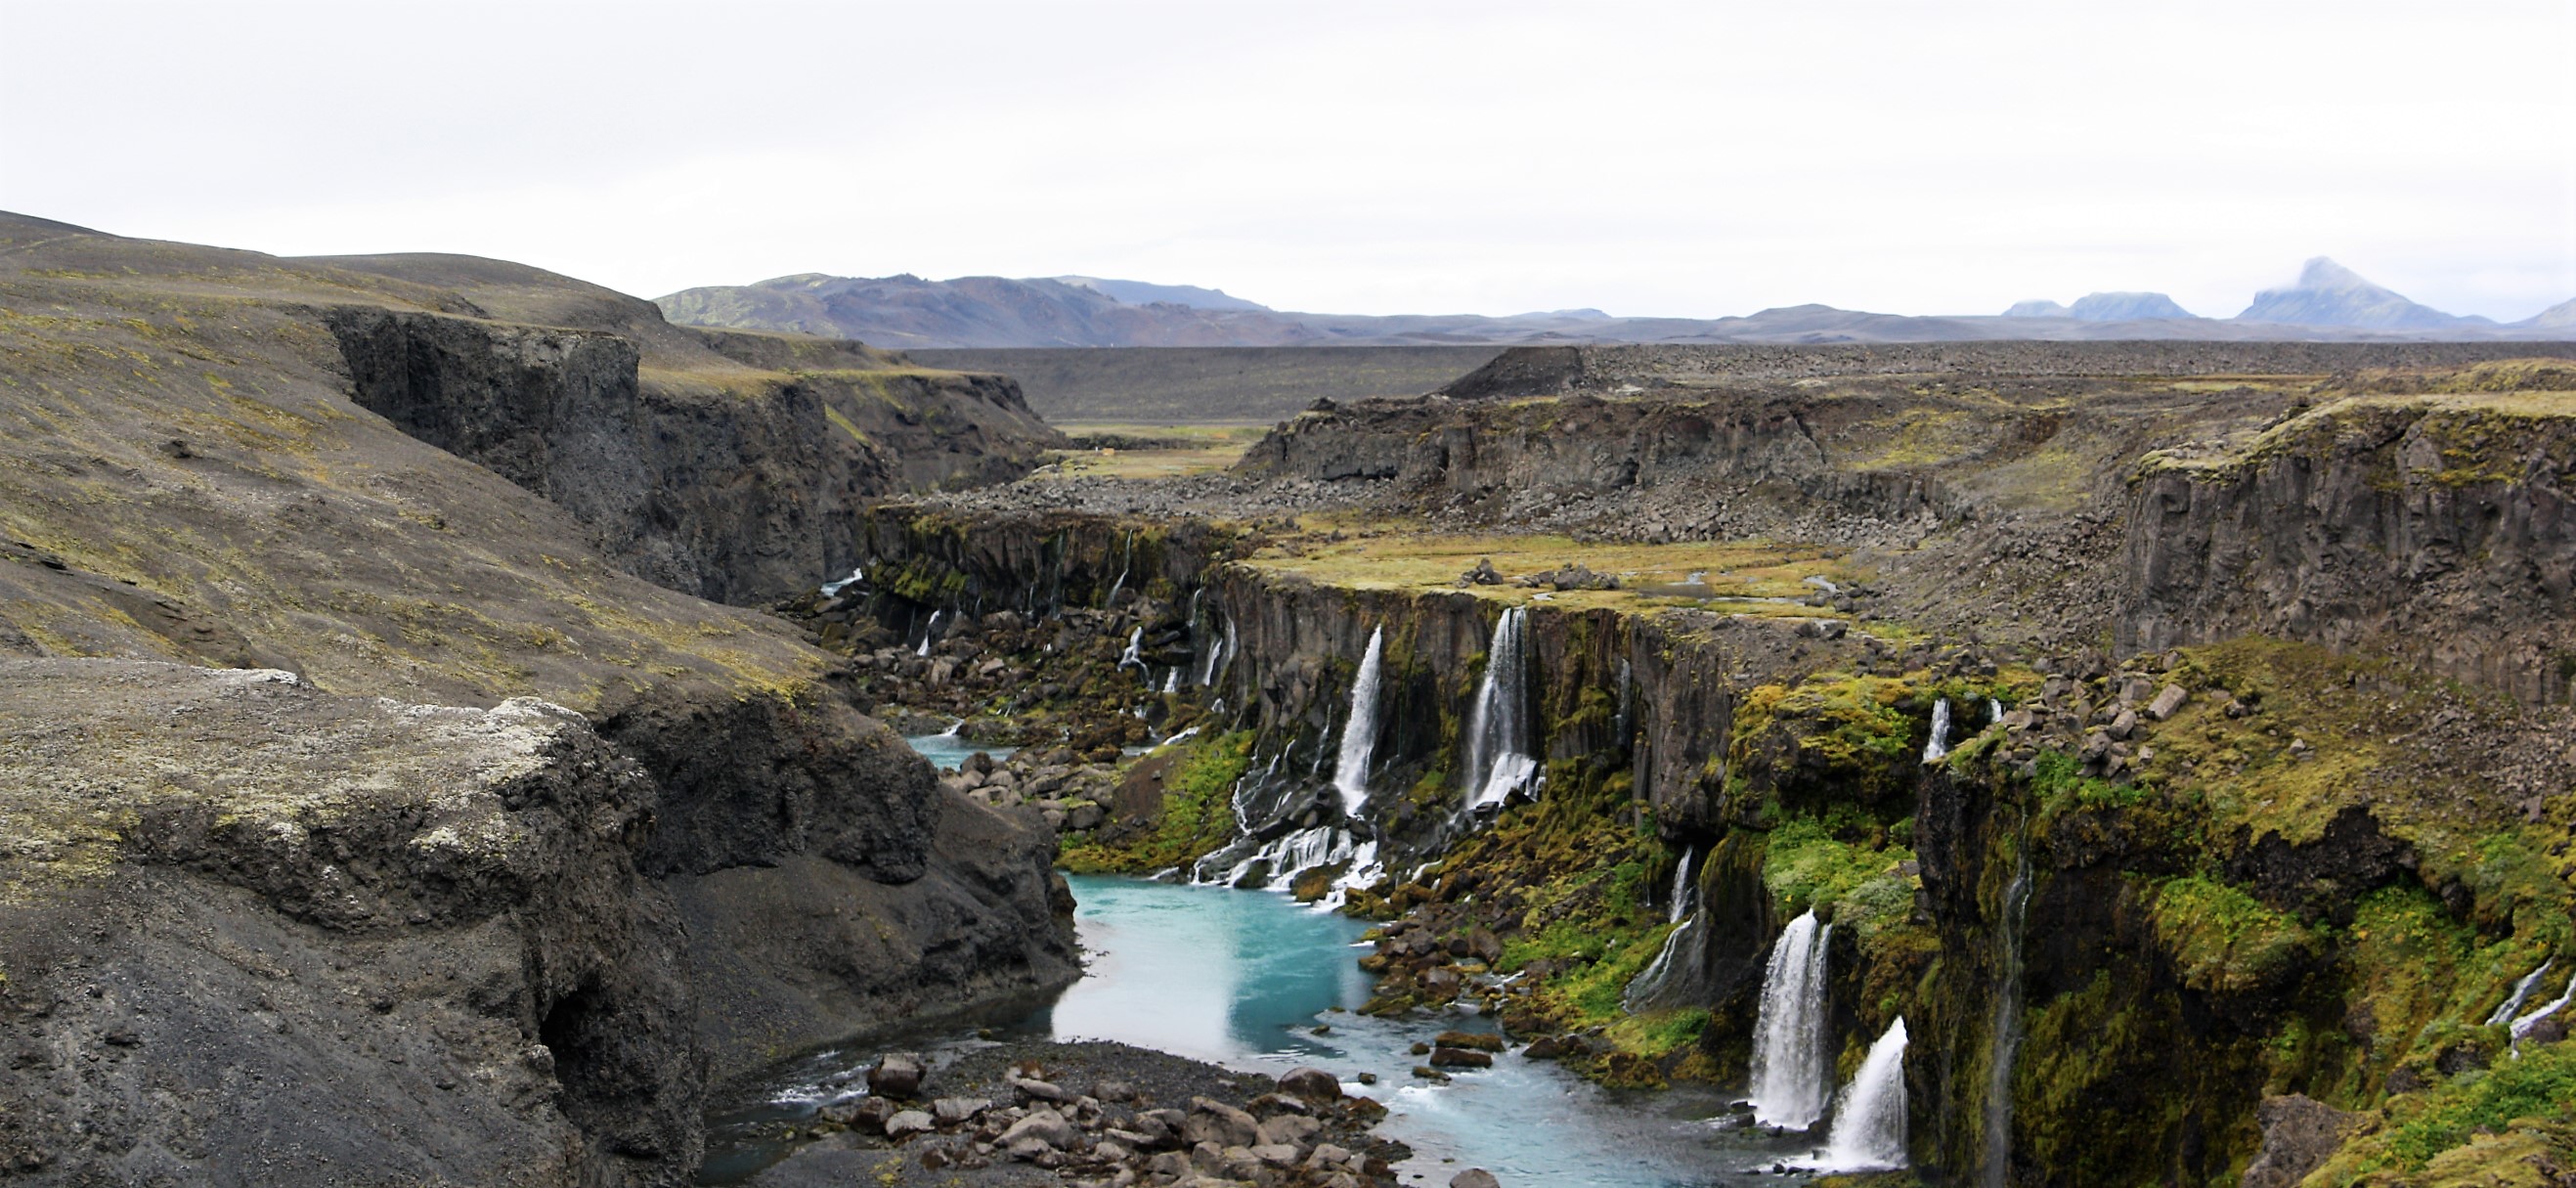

left=5, top=0, right=2571, bottom=320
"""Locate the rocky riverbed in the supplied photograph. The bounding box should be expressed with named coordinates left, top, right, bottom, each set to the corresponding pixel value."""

left=736, top=1040, right=1408, bottom=1188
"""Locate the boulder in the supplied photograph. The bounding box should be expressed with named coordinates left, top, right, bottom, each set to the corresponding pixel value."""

left=1184, top=1096, right=1261, bottom=1148
left=1256, top=1113, right=1322, bottom=1150
left=1277, top=1067, right=1344, bottom=1103
left=1428, top=1047, right=1494, bottom=1068
left=997, top=1107, right=1078, bottom=1150
left=883, top=1110, right=935, bottom=1140
left=869, top=1052, right=926, bottom=1098
left=1452, top=1170, right=1504, bottom=1188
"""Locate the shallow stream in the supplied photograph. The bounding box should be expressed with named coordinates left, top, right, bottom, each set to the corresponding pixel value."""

left=703, top=873, right=1823, bottom=1185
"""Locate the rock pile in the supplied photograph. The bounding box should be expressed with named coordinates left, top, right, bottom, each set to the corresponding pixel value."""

left=781, top=1046, right=1401, bottom=1187
left=943, top=747, right=1117, bottom=834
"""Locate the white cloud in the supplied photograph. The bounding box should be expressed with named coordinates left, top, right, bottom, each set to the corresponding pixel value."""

left=3, top=0, right=2569, bottom=320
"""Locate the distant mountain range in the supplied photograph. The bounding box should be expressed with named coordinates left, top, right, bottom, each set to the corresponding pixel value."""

left=654, top=258, right=2573, bottom=348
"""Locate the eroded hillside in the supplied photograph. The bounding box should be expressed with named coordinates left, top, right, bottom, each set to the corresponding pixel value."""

left=0, top=213, right=1075, bottom=1186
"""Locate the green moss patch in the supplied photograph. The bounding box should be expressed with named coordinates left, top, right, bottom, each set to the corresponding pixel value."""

left=1058, top=730, right=1250, bottom=874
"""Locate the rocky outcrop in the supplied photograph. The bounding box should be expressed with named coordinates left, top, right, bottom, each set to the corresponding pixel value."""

left=326, top=307, right=1060, bottom=606
left=1237, top=392, right=1957, bottom=530
left=2118, top=397, right=2576, bottom=703
left=0, top=216, right=1080, bottom=1186
left=0, top=660, right=698, bottom=1186
left=0, top=657, right=1079, bottom=1184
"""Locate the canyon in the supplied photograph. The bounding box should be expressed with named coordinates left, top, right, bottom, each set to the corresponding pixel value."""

left=6, top=209, right=2576, bottom=1188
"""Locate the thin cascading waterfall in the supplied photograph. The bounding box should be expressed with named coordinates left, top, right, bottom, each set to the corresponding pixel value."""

left=938, top=719, right=963, bottom=738
left=1331, top=627, right=1386, bottom=818
left=1203, top=825, right=1372, bottom=891
left=915, top=609, right=941, bottom=657
left=1622, top=916, right=1696, bottom=1014
left=1162, top=668, right=1180, bottom=695
left=1922, top=697, right=1952, bottom=764
left=1232, top=748, right=1287, bottom=826
left=1615, top=657, right=1636, bottom=744
left=1202, top=615, right=1238, bottom=686
left=1811, top=1018, right=1910, bottom=1171
left=1622, top=852, right=1705, bottom=1013
left=1117, top=627, right=1144, bottom=671
left=1103, top=529, right=1134, bottom=608
left=2491, top=958, right=2556, bottom=1026
left=1669, top=846, right=1699, bottom=923
left=820, top=564, right=864, bottom=596
left=1750, top=909, right=1835, bottom=1129
left=1313, top=839, right=1385, bottom=910
left=2511, top=969, right=2576, bottom=1056
left=1983, top=842, right=2034, bottom=1188
left=1463, top=605, right=1536, bottom=811
left=1987, top=697, right=2004, bottom=726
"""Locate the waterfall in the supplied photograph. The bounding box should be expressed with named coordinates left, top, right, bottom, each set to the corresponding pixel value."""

left=1983, top=845, right=2034, bottom=1188
left=2511, top=969, right=2576, bottom=1056
left=1807, top=1019, right=1910, bottom=1171
left=820, top=565, right=864, bottom=595
left=1331, top=627, right=1386, bottom=818
left=938, top=719, right=963, bottom=738
left=2491, top=958, right=2557, bottom=1025
left=1922, top=697, right=1952, bottom=763
left=1750, top=910, right=1835, bottom=1129
left=1117, top=627, right=1144, bottom=670
left=1464, top=606, right=1537, bottom=811
left=1197, top=825, right=1377, bottom=895
left=1615, top=658, right=1636, bottom=744
left=1623, top=917, right=1696, bottom=1014
left=915, top=610, right=941, bottom=657
left=1669, top=847, right=1699, bottom=924
left=1623, top=847, right=1708, bottom=1012
left=1104, top=529, right=1134, bottom=607
left=1162, top=668, right=1180, bottom=695
left=1202, top=616, right=1237, bottom=686
left=1988, top=697, right=2004, bottom=726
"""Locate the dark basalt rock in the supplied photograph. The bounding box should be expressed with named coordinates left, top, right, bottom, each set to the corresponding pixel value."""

left=2224, top=806, right=2417, bottom=925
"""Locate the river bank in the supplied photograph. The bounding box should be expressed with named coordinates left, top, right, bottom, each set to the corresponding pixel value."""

left=707, top=873, right=1861, bottom=1187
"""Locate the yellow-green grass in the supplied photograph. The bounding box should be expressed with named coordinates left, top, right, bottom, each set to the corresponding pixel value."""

left=1240, top=528, right=1856, bottom=618
left=1033, top=423, right=1270, bottom=480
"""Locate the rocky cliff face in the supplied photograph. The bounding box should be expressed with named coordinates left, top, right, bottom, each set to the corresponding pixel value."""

left=0, top=214, right=1079, bottom=1185
left=1239, top=391, right=1956, bottom=533
left=327, top=308, right=1061, bottom=607
left=0, top=660, right=697, bottom=1186
left=2119, top=393, right=2576, bottom=704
